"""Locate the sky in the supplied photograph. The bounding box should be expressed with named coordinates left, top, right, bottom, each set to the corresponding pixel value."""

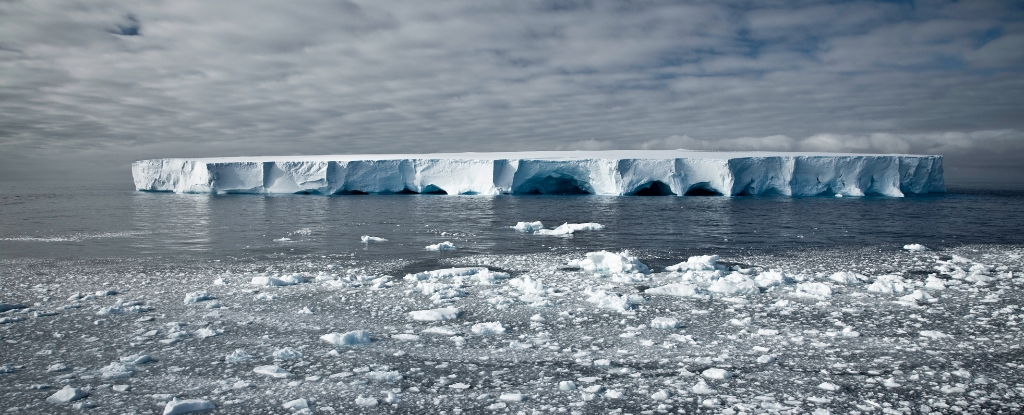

left=1, top=0, right=1023, bottom=184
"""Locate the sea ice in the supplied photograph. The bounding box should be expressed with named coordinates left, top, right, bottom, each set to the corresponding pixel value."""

left=361, top=236, right=388, bottom=243
left=666, top=255, right=724, bottom=272
left=571, top=251, right=649, bottom=275
left=253, top=365, right=292, bottom=379
left=471, top=322, right=506, bottom=335
left=650, top=317, right=679, bottom=329
left=409, top=307, right=460, bottom=321
left=183, top=291, right=213, bottom=304
left=795, top=282, right=833, bottom=299
left=282, top=398, right=309, bottom=410
left=534, top=222, right=606, bottom=236
left=425, top=241, right=457, bottom=251
left=645, top=283, right=710, bottom=299
left=46, top=386, right=87, bottom=404
left=512, top=221, right=544, bottom=232
left=162, top=398, right=215, bottom=415
left=320, top=330, right=372, bottom=346
left=903, top=244, right=930, bottom=251
left=829, top=271, right=866, bottom=284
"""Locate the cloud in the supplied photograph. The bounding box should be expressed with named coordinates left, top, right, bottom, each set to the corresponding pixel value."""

left=0, top=0, right=1022, bottom=183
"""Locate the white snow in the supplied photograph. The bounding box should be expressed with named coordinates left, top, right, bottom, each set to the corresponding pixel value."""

left=361, top=235, right=388, bottom=243
left=133, top=150, right=945, bottom=196
left=645, top=283, right=710, bottom=300
left=408, top=307, right=461, bottom=321
left=163, top=399, right=215, bottom=415
left=903, top=243, right=930, bottom=251
left=321, top=331, right=372, bottom=346
left=425, top=241, right=457, bottom=251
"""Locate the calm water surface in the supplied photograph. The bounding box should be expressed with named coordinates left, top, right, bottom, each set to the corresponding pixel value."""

left=1, top=181, right=1022, bottom=262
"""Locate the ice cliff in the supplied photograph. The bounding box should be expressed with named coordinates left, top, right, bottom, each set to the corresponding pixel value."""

left=132, top=150, right=944, bottom=197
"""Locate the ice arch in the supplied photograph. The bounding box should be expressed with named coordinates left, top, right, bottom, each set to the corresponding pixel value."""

left=629, top=181, right=675, bottom=196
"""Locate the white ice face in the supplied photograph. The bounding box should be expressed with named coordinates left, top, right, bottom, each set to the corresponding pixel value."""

left=132, top=150, right=944, bottom=197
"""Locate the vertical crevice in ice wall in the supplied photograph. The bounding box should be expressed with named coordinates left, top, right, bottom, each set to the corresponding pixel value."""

left=132, top=154, right=944, bottom=197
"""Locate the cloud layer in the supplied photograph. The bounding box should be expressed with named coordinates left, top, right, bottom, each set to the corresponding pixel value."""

left=1, top=0, right=1022, bottom=183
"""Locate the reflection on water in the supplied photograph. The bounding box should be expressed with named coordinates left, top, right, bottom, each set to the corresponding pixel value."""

left=1, top=181, right=1023, bottom=261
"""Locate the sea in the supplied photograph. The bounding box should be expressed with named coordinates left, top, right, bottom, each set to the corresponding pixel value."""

left=1, top=181, right=1022, bottom=262
left=2, top=180, right=1024, bottom=414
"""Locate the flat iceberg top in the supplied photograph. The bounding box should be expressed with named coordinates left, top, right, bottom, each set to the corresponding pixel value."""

left=133, top=150, right=944, bottom=197
left=145, top=149, right=936, bottom=163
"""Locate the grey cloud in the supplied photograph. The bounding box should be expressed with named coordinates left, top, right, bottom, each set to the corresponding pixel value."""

left=0, top=0, right=1022, bottom=184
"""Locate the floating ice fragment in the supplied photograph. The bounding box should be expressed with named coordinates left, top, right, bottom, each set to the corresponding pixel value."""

left=903, top=244, right=930, bottom=252
left=795, top=282, right=833, bottom=299
left=163, top=398, right=215, bottom=415
left=392, top=333, right=421, bottom=342
left=425, top=241, right=457, bottom=251
left=472, top=322, right=506, bottom=335
left=225, top=349, right=251, bottom=363
left=253, top=365, right=292, bottom=379
left=666, top=255, right=723, bottom=272
left=754, top=270, right=791, bottom=288
left=365, top=371, right=403, bottom=382
left=534, top=222, right=605, bottom=236
left=558, top=381, right=577, bottom=391
left=99, top=362, right=135, bottom=379
left=645, top=283, right=709, bottom=300
left=757, top=355, right=776, bottom=364
left=582, top=288, right=644, bottom=312
left=282, top=398, right=308, bottom=410
left=251, top=275, right=304, bottom=286
left=919, top=330, right=950, bottom=339
left=119, top=354, right=152, bottom=365
left=651, top=389, right=671, bottom=401
left=409, top=307, right=460, bottom=321
left=708, top=274, right=759, bottom=295
left=273, top=347, right=303, bottom=360
left=499, top=393, right=526, bottom=402
left=572, top=251, right=649, bottom=275
left=320, top=330, right=372, bottom=346
left=361, top=235, right=388, bottom=243
left=701, top=368, right=732, bottom=379
left=818, top=382, right=841, bottom=391
left=511, top=221, right=544, bottom=232
left=650, top=317, right=679, bottom=329
left=829, top=271, right=866, bottom=285
left=46, top=386, right=87, bottom=403
left=354, top=397, right=378, bottom=407
left=867, top=275, right=911, bottom=294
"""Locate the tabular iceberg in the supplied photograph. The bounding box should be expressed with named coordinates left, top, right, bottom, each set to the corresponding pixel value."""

left=132, top=150, right=944, bottom=197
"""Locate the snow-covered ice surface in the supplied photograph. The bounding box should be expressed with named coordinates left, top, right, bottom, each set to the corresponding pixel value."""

left=133, top=150, right=944, bottom=197
left=3, top=244, right=1024, bottom=414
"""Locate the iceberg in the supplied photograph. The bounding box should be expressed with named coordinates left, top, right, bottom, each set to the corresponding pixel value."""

left=132, top=150, right=944, bottom=197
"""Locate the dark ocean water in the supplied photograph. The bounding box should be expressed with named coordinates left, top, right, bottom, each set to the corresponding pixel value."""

left=2, top=181, right=1022, bottom=262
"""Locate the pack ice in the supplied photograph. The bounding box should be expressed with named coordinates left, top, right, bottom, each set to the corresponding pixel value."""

left=132, top=150, right=944, bottom=197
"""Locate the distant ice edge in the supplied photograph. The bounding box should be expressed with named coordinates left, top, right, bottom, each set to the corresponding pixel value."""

left=132, top=154, right=944, bottom=197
